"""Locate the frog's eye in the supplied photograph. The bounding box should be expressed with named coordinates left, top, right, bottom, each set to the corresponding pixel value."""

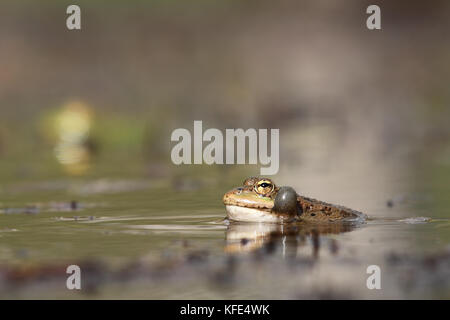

left=254, top=179, right=274, bottom=196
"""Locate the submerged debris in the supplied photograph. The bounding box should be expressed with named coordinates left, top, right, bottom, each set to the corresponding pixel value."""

left=386, top=193, right=433, bottom=208
left=0, top=201, right=103, bottom=215
left=70, top=200, right=78, bottom=210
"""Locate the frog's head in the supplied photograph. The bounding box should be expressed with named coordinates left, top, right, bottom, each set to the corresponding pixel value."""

left=223, top=177, right=299, bottom=223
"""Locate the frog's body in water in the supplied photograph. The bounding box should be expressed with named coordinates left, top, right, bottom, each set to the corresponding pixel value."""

left=223, top=177, right=367, bottom=223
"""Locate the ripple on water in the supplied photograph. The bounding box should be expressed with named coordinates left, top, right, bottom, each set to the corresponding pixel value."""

left=126, top=224, right=226, bottom=231
left=398, top=217, right=432, bottom=224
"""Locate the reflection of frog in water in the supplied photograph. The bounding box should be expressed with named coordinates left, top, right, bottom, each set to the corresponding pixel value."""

left=224, top=221, right=355, bottom=256
left=223, top=177, right=367, bottom=223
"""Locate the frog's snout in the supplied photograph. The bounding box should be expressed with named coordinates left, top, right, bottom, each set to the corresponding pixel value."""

left=272, top=186, right=298, bottom=216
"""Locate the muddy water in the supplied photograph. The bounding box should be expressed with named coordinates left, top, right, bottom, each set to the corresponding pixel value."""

left=0, top=115, right=449, bottom=299
left=0, top=167, right=449, bottom=299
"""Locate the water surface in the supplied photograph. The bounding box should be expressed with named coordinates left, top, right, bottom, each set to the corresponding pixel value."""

left=0, top=171, right=448, bottom=299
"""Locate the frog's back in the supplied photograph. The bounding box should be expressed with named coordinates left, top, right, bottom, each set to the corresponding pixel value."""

left=297, top=195, right=367, bottom=223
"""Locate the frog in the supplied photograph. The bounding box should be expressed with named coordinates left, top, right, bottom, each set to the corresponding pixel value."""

left=222, top=177, right=367, bottom=223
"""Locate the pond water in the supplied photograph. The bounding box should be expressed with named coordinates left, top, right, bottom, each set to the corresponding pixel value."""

left=1, top=0, right=450, bottom=301
left=0, top=165, right=449, bottom=299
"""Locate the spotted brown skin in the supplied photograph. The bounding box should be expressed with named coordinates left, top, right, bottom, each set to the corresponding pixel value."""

left=223, top=177, right=366, bottom=223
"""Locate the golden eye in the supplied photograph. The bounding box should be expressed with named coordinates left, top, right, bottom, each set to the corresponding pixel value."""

left=254, top=179, right=274, bottom=195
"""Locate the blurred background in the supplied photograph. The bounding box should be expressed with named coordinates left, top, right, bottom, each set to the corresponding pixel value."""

left=0, top=0, right=449, bottom=299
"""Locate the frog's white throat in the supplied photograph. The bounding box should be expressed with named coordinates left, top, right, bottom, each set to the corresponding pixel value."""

left=225, top=205, right=284, bottom=223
